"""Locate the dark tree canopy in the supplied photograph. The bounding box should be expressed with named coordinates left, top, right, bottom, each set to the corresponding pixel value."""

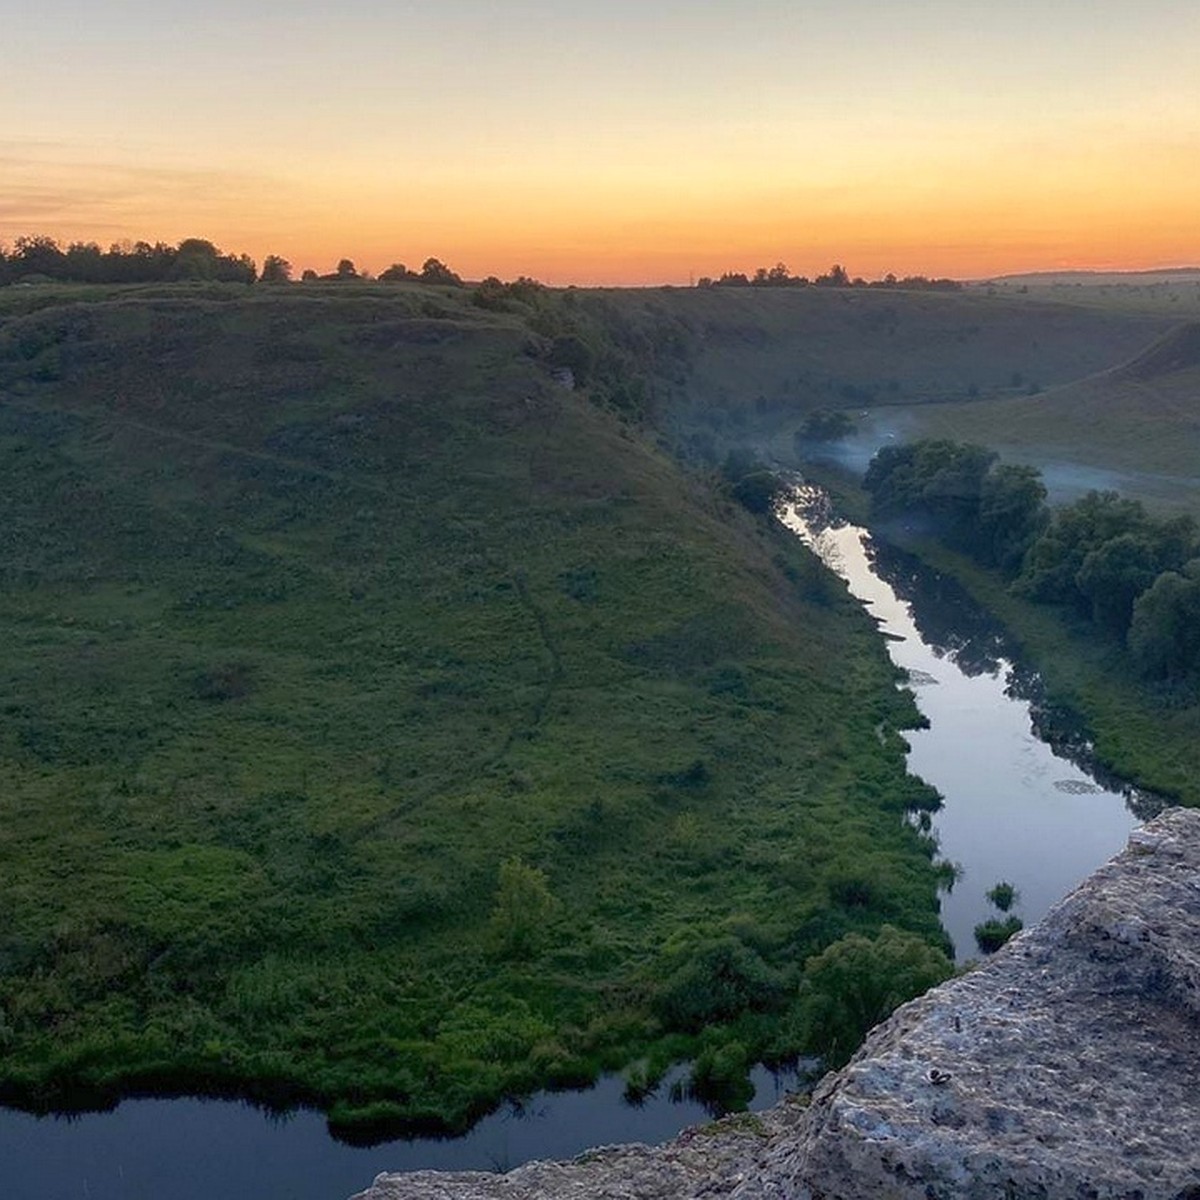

left=0, top=236, right=256, bottom=286
left=865, top=438, right=1200, bottom=677
left=260, top=255, right=292, bottom=284
left=419, top=257, right=462, bottom=286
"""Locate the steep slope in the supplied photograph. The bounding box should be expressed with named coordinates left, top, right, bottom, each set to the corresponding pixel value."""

left=0, top=283, right=944, bottom=1135
left=356, top=810, right=1200, bottom=1200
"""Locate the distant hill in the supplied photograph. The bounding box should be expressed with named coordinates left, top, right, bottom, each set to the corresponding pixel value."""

left=1113, top=321, right=1200, bottom=381
left=871, top=320, right=1200, bottom=515
left=980, top=268, right=1200, bottom=286
left=578, top=285, right=1170, bottom=441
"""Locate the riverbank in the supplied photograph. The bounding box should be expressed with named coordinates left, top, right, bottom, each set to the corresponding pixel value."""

left=805, top=461, right=1200, bottom=807
left=782, top=487, right=1142, bottom=960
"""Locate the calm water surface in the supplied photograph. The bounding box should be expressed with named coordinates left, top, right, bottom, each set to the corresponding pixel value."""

left=0, top=1067, right=798, bottom=1200
left=782, top=487, right=1151, bottom=958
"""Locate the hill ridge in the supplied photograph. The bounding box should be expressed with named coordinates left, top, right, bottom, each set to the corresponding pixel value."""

left=1111, top=321, right=1200, bottom=382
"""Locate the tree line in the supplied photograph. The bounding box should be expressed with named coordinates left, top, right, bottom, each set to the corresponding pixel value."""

left=697, top=262, right=961, bottom=291
left=0, top=235, right=470, bottom=289
left=1, top=237, right=964, bottom=294
left=863, top=439, right=1200, bottom=683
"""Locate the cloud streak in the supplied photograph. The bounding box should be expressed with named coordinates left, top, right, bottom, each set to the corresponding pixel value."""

left=0, top=144, right=291, bottom=246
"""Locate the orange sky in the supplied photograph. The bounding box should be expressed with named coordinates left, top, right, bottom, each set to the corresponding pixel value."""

left=5, top=1, right=1199, bottom=283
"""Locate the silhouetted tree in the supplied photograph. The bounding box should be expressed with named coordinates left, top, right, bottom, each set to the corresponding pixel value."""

left=260, top=255, right=292, bottom=283
left=814, top=264, right=850, bottom=288
left=419, top=257, right=462, bottom=286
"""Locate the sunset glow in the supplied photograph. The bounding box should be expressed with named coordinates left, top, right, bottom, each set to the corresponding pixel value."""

left=5, top=0, right=1199, bottom=283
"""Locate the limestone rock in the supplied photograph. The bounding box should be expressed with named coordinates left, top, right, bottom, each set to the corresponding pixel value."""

left=353, top=809, right=1200, bottom=1200
left=349, top=1106, right=809, bottom=1200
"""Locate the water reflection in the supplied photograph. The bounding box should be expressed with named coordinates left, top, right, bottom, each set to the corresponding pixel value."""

left=792, top=486, right=1164, bottom=821
left=784, top=485, right=1152, bottom=959
left=0, top=1065, right=806, bottom=1200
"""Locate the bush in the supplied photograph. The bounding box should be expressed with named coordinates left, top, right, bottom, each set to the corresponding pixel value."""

left=985, top=881, right=1018, bottom=912
left=797, top=409, right=855, bottom=443
left=486, top=858, right=558, bottom=959
left=656, top=939, right=786, bottom=1032
left=688, top=1039, right=754, bottom=1111
left=732, top=471, right=785, bottom=515
left=974, top=916, right=1023, bottom=953
left=799, top=926, right=952, bottom=1067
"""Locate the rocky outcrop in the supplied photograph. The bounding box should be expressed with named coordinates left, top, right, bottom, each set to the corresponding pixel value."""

left=352, top=809, right=1200, bottom=1200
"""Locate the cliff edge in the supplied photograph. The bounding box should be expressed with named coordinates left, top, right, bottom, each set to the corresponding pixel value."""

left=353, top=808, right=1200, bottom=1200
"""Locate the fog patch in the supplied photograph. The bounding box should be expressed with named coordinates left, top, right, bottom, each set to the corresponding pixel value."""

left=1038, top=462, right=1130, bottom=505
left=800, top=411, right=920, bottom=477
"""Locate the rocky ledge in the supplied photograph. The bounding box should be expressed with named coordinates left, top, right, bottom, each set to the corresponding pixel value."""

left=353, top=808, right=1200, bottom=1200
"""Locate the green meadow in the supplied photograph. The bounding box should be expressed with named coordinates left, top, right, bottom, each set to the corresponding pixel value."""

left=0, top=282, right=948, bottom=1133
left=2, top=275, right=1193, bottom=1136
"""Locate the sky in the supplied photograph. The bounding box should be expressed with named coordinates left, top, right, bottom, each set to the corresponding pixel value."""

left=4, top=0, right=1199, bottom=284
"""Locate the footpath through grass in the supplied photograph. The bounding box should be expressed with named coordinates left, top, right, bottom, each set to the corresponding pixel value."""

left=0, top=283, right=948, bottom=1134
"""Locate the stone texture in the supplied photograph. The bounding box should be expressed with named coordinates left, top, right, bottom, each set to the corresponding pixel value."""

left=353, top=809, right=1200, bottom=1200
left=350, top=1106, right=811, bottom=1200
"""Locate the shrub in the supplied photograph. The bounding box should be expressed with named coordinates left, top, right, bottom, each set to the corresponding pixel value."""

left=486, top=858, right=558, bottom=959
left=688, top=1039, right=754, bottom=1111
left=656, top=939, right=786, bottom=1032
left=986, top=881, right=1018, bottom=912
left=974, top=916, right=1023, bottom=953
left=799, top=926, right=952, bottom=1067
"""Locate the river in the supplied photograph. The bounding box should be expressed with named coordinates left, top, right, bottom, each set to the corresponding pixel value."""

left=1, top=486, right=1154, bottom=1199
left=0, top=1066, right=797, bottom=1200
left=781, top=484, right=1154, bottom=959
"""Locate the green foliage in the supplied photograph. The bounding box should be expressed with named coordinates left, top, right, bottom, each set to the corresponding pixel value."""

left=486, top=859, right=559, bottom=959
left=863, top=439, right=999, bottom=547
left=986, top=881, right=1018, bottom=912
left=797, top=409, right=855, bottom=443
left=868, top=440, right=1200, bottom=668
left=974, top=916, right=1023, bottom=953
left=978, top=464, right=1048, bottom=573
left=688, top=1039, right=754, bottom=1111
left=656, top=939, right=787, bottom=1033
left=0, top=283, right=950, bottom=1135
left=1024, top=496, right=1196, bottom=641
left=721, top=450, right=786, bottom=515
left=730, top=470, right=784, bottom=515
left=864, top=439, right=1053, bottom=577
left=798, top=925, right=952, bottom=1067
left=1129, top=563, right=1200, bottom=681
left=547, top=334, right=593, bottom=382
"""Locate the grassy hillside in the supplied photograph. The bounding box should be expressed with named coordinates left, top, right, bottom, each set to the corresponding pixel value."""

left=0, top=282, right=947, bottom=1133
left=975, top=273, right=1200, bottom=318
left=869, top=322, right=1200, bottom=516
left=575, top=286, right=1170, bottom=435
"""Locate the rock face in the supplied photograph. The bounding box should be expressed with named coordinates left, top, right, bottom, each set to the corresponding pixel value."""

left=353, top=809, right=1200, bottom=1200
